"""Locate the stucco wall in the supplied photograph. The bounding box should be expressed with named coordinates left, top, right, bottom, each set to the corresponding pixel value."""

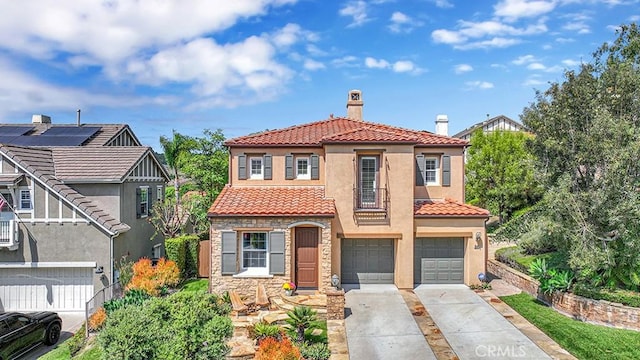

left=209, top=216, right=332, bottom=299
left=229, top=147, right=325, bottom=186
left=70, top=183, right=121, bottom=220
left=413, top=146, right=465, bottom=202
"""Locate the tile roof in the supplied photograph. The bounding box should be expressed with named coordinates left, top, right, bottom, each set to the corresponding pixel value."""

left=414, top=199, right=489, bottom=217
left=0, top=124, right=139, bottom=147
left=208, top=186, right=335, bottom=217
left=225, top=117, right=467, bottom=147
left=52, top=147, right=150, bottom=181
left=0, top=145, right=132, bottom=235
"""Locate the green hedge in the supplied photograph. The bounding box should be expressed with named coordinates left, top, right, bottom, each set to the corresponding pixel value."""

left=573, top=284, right=640, bottom=308
left=166, top=235, right=199, bottom=278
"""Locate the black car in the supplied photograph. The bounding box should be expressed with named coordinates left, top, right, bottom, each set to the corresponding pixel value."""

left=0, top=312, right=62, bottom=360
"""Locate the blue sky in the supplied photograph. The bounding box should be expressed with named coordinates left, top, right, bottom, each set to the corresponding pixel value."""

left=0, top=0, right=637, bottom=150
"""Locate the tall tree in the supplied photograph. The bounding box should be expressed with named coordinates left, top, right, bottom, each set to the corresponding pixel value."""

left=520, top=23, right=640, bottom=289
left=159, top=130, right=193, bottom=211
left=466, top=129, right=541, bottom=223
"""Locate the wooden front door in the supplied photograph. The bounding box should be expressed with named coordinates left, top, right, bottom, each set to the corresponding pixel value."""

left=295, top=227, right=319, bottom=289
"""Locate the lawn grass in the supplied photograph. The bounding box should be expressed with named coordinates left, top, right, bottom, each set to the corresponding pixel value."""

left=495, top=246, right=567, bottom=273
left=501, top=293, right=640, bottom=360
left=180, top=278, right=209, bottom=292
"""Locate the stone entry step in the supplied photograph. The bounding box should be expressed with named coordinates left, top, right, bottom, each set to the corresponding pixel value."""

left=272, top=296, right=328, bottom=319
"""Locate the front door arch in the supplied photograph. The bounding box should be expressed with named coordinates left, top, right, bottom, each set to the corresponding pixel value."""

left=295, top=227, right=319, bottom=289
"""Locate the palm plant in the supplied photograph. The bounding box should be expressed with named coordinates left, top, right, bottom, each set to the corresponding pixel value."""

left=159, top=130, right=192, bottom=212
left=285, top=306, right=317, bottom=343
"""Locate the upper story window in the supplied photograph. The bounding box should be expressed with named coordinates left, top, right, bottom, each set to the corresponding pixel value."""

left=249, top=157, right=263, bottom=179
left=296, top=157, right=310, bottom=179
left=425, top=157, right=438, bottom=184
left=156, top=185, right=163, bottom=202
left=416, top=154, right=451, bottom=187
left=18, top=189, right=32, bottom=211
left=136, top=186, right=150, bottom=218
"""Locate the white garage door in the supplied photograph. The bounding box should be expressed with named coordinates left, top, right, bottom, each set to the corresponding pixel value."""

left=0, top=266, right=94, bottom=312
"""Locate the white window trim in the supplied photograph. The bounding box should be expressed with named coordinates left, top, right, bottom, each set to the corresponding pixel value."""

left=296, top=157, right=311, bottom=180
left=17, top=187, right=33, bottom=213
left=139, top=186, right=150, bottom=218
left=425, top=157, right=439, bottom=185
left=156, top=185, right=163, bottom=202
left=249, top=157, right=264, bottom=180
left=239, top=231, right=269, bottom=276
left=152, top=243, right=162, bottom=259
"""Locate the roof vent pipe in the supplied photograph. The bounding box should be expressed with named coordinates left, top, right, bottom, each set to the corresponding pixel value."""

left=77, top=109, right=81, bottom=126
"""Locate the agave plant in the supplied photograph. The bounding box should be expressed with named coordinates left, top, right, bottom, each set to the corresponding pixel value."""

left=285, top=306, right=318, bottom=343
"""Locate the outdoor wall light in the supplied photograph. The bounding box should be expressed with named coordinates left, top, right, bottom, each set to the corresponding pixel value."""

left=95, top=265, right=104, bottom=274
left=475, top=231, right=483, bottom=249
left=331, top=274, right=341, bottom=289
left=478, top=272, right=487, bottom=283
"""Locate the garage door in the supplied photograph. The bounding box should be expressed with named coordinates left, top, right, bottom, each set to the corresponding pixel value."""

left=414, top=238, right=464, bottom=284
left=0, top=267, right=94, bottom=311
left=341, top=239, right=394, bottom=284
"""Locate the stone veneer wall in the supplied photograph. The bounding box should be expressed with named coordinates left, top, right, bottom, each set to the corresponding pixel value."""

left=326, top=289, right=345, bottom=320
left=488, top=259, right=640, bottom=331
left=210, top=217, right=332, bottom=299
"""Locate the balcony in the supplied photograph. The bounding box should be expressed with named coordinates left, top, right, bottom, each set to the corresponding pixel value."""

left=0, top=220, right=18, bottom=250
left=353, top=187, right=389, bottom=223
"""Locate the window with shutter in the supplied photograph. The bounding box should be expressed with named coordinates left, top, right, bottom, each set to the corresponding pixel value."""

left=442, top=155, right=451, bottom=187
left=310, top=154, right=319, bottom=180
left=285, top=154, right=294, bottom=180
left=238, top=154, right=247, bottom=180
left=221, top=231, right=237, bottom=275
left=263, top=155, right=272, bottom=180
left=269, top=231, right=285, bottom=275
left=416, top=155, right=425, bottom=186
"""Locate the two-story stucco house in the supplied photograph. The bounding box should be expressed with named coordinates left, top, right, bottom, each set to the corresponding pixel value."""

left=208, top=90, right=489, bottom=297
left=0, top=117, right=168, bottom=312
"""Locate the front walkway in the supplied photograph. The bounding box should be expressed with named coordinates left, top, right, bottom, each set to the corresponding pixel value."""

left=414, top=285, right=551, bottom=360
left=344, top=285, right=436, bottom=360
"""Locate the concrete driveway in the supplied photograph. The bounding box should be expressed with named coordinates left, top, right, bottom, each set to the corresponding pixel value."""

left=414, top=285, right=551, bottom=360
left=344, top=284, right=436, bottom=360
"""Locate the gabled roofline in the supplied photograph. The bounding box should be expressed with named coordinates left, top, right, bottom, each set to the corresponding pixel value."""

left=105, top=125, right=142, bottom=146
left=0, top=146, right=129, bottom=236
left=123, top=147, right=171, bottom=182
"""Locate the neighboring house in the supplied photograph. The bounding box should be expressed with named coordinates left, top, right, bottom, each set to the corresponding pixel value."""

left=0, top=116, right=168, bottom=312
left=208, top=90, right=489, bottom=297
left=452, top=115, right=525, bottom=141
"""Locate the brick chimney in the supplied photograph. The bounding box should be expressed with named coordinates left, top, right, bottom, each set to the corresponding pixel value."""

left=435, top=114, right=448, bottom=136
left=346, top=89, right=363, bottom=120
left=32, top=114, right=52, bottom=124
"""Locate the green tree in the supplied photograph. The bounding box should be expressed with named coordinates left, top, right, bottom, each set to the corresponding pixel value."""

left=465, top=129, right=541, bottom=223
left=520, top=23, right=640, bottom=290
left=180, top=129, right=228, bottom=201
left=159, top=130, right=193, bottom=211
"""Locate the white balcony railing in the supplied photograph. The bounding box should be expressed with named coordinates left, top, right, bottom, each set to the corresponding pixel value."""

left=0, top=220, right=17, bottom=249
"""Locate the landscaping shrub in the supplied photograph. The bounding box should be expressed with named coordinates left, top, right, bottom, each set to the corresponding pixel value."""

left=88, top=307, right=107, bottom=332
left=529, top=258, right=573, bottom=295
left=115, top=256, right=134, bottom=287
left=126, top=257, right=180, bottom=296
left=253, top=322, right=282, bottom=344
left=286, top=306, right=318, bottom=343
left=166, top=234, right=200, bottom=278
left=99, top=291, right=233, bottom=360
left=299, top=342, right=331, bottom=360
left=165, top=236, right=187, bottom=276
left=184, top=235, right=199, bottom=278
left=255, top=336, right=301, bottom=360
left=68, top=323, right=87, bottom=356
left=103, top=288, right=150, bottom=314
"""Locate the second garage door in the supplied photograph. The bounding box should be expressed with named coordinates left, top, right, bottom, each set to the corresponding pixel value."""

left=0, top=266, right=94, bottom=312
left=414, top=238, right=464, bottom=284
left=341, top=239, right=394, bottom=284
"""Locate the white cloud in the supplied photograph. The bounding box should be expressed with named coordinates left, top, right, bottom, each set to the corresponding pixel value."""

left=365, top=57, right=390, bottom=69
left=556, top=37, right=575, bottom=43
left=392, top=60, right=415, bottom=73
left=432, top=0, right=454, bottom=8
left=466, top=81, right=494, bottom=90
left=432, top=19, right=546, bottom=49
left=388, top=11, right=423, bottom=33
left=271, top=23, right=318, bottom=48
left=494, top=0, right=557, bottom=21
left=527, top=62, right=547, bottom=70
left=562, top=59, right=581, bottom=67
left=512, top=54, right=538, bottom=65
left=454, top=64, right=473, bottom=74
left=339, top=1, right=370, bottom=27
left=523, top=75, right=545, bottom=86
left=304, top=59, right=325, bottom=71
left=629, top=15, right=640, bottom=22
left=563, top=21, right=591, bottom=34
left=332, top=55, right=359, bottom=67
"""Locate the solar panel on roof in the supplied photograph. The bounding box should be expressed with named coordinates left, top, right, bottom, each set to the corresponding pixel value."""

left=8, top=136, right=87, bottom=146
left=0, top=135, right=20, bottom=144
left=0, top=126, right=34, bottom=136
left=40, top=126, right=100, bottom=137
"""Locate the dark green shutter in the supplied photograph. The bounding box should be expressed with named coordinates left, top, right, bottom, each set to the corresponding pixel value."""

left=264, top=154, right=272, bottom=180
left=416, top=155, right=425, bottom=186
left=285, top=155, right=294, bottom=180
left=238, top=154, right=247, bottom=180
left=136, top=188, right=142, bottom=218
left=269, top=231, right=285, bottom=275
left=147, top=187, right=152, bottom=216
left=310, top=155, right=319, bottom=180
left=221, top=231, right=237, bottom=275
left=442, top=155, right=451, bottom=187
